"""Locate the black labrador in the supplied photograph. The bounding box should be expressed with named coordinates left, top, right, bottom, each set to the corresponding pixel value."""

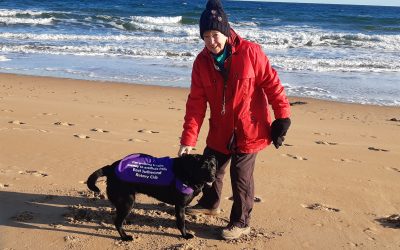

left=86, top=153, right=216, bottom=241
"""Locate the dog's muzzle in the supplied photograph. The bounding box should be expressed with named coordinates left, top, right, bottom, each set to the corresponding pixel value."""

left=205, top=181, right=214, bottom=187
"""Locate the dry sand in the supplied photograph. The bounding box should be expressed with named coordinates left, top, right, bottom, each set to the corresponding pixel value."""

left=0, top=73, right=399, bottom=249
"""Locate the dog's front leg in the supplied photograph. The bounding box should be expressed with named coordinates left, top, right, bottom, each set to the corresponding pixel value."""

left=175, top=205, right=194, bottom=239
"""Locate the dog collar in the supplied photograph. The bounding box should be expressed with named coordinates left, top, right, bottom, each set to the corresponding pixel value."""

left=175, top=179, right=194, bottom=195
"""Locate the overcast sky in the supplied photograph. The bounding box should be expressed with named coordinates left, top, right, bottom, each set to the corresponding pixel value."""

left=239, top=0, right=400, bottom=7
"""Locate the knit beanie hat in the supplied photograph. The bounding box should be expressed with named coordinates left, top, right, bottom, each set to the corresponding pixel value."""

left=199, top=0, right=230, bottom=39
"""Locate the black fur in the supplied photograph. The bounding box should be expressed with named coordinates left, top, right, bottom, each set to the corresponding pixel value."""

left=86, top=154, right=217, bottom=241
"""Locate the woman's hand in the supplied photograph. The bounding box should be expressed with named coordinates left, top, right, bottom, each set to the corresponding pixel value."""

left=271, top=118, right=291, bottom=149
left=178, top=145, right=193, bottom=156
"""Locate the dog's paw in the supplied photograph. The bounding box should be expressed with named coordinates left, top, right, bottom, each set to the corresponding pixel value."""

left=183, top=233, right=195, bottom=239
left=121, top=235, right=133, bottom=241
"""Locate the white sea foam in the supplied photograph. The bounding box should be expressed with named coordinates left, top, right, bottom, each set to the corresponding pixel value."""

left=232, top=21, right=258, bottom=27
left=0, top=55, right=10, bottom=61
left=130, top=15, right=182, bottom=25
left=0, top=44, right=196, bottom=59
left=285, top=85, right=336, bottom=100
left=113, top=20, right=199, bottom=36
left=0, top=32, right=199, bottom=44
left=233, top=25, right=400, bottom=51
left=272, top=56, right=400, bottom=72
left=0, top=16, right=54, bottom=25
left=283, top=76, right=400, bottom=106
left=0, top=31, right=398, bottom=73
left=0, top=9, right=44, bottom=17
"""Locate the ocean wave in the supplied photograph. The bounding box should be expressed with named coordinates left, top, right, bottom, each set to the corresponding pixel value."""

left=112, top=20, right=198, bottom=36
left=0, top=32, right=198, bottom=43
left=0, top=8, right=86, bottom=27
left=285, top=85, right=335, bottom=100
left=234, top=26, right=400, bottom=51
left=0, top=16, right=54, bottom=25
left=285, top=83, right=400, bottom=106
left=0, top=9, right=45, bottom=17
left=231, top=21, right=258, bottom=27
left=272, top=56, right=400, bottom=73
left=0, top=44, right=196, bottom=59
left=0, top=55, right=10, bottom=61
left=130, top=15, right=182, bottom=25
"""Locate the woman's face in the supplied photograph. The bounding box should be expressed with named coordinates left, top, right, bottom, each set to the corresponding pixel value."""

left=203, top=30, right=228, bottom=55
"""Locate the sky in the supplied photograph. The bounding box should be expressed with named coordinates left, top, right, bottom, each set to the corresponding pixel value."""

left=240, top=0, right=400, bottom=7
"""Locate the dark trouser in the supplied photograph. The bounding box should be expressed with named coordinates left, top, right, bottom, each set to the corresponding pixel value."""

left=198, top=147, right=257, bottom=227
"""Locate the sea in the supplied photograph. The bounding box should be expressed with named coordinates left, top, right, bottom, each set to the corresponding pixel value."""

left=0, top=0, right=399, bottom=106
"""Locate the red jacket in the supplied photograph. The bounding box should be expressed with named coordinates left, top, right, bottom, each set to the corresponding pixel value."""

left=181, top=29, right=291, bottom=154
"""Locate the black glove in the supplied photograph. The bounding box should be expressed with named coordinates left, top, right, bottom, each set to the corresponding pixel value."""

left=271, top=118, right=291, bottom=149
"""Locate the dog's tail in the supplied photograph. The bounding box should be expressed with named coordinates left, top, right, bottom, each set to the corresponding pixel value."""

left=86, top=165, right=114, bottom=193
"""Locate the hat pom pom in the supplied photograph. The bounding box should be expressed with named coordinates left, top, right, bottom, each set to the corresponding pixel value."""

left=206, top=0, right=224, bottom=10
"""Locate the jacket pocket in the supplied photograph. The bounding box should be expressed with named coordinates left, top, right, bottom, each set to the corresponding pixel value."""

left=234, top=69, right=255, bottom=97
left=240, top=114, right=267, bottom=142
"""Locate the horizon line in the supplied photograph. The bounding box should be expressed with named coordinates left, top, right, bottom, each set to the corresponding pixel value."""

left=230, top=0, right=400, bottom=8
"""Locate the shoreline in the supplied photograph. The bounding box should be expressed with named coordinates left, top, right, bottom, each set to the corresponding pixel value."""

left=1, top=72, right=399, bottom=109
left=1, top=72, right=399, bottom=249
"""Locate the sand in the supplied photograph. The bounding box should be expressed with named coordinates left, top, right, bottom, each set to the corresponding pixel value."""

left=0, top=73, right=399, bottom=250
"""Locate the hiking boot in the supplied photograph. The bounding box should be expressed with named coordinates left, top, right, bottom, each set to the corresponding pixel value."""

left=186, top=204, right=220, bottom=215
left=221, top=225, right=251, bottom=240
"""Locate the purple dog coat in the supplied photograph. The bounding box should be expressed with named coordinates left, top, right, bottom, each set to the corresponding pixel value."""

left=115, top=154, right=193, bottom=194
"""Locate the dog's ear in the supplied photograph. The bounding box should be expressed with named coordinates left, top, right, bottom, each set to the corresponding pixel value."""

left=203, top=155, right=217, bottom=182
left=203, top=154, right=217, bottom=170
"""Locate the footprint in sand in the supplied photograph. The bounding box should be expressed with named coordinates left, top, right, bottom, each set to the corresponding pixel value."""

left=54, top=121, right=74, bottom=126
left=132, top=118, right=144, bottom=122
left=9, top=120, right=26, bottom=125
left=18, top=170, right=48, bottom=177
left=332, top=158, right=361, bottom=163
left=384, top=167, right=400, bottom=173
left=91, top=115, right=104, bottom=118
left=388, top=118, right=400, bottom=122
left=361, top=134, right=378, bottom=139
left=315, top=141, right=338, bottom=145
left=281, top=154, right=308, bottom=161
left=368, top=147, right=389, bottom=152
left=226, top=196, right=264, bottom=202
left=301, top=203, right=340, bottom=212
left=363, top=227, right=377, bottom=241
left=91, top=128, right=109, bottom=133
left=11, top=211, right=35, bottom=222
left=314, top=132, right=331, bottom=136
left=64, top=235, right=80, bottom=243
left=74, top=134, right=90, bottom=139
left=376, top=214, right=400, bottom=229
left=290, top=101, right=307, bottom=106
left=1, top=109, right=14, bottom=112
left=125, top=138, right=149, bottom=143
left=138, top=129, right=159, bottom=134
left=0, top=183, right=10, bottom=188
left=168, top=107, right=182, bottom=111
left=49, top=223, right=64, bottom=229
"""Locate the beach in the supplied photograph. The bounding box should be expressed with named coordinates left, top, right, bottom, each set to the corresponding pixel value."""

left=0, top=73, right=399, bottom=249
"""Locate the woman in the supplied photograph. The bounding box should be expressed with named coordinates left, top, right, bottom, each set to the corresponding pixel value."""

left=178, top=0, right=291, bottom=240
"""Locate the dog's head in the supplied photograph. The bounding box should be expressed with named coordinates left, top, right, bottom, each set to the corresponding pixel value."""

left=175, top=154, right=217, bottom=188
